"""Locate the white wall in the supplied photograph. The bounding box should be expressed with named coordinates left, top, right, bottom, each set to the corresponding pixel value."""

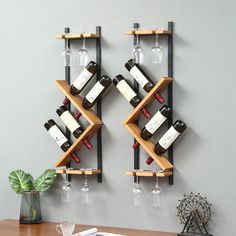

left=0, top=0, right=235, bottom=235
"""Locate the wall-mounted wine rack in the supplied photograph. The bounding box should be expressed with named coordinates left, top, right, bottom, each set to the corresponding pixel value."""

left=124, top=22, right=174, bottom=185
left=54, top=26, right=103, bottom=183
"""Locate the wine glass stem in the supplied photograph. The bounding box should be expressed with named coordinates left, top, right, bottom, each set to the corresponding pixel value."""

left=155, top=33, right=159, bottom=45
left=155, top=176, right=159, bottom=188
left=84, top=174, right=88, bottom=185
left=136, top=34, right=140, bottom=46
left=82, top=37, right=86, bottom=48
left=65, top=38, right=69, bottom=49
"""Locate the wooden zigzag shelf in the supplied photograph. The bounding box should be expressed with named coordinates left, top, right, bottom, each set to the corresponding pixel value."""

left=54, top=80, right=103, bottom=167
left=124, top=77, right=173, bottom=172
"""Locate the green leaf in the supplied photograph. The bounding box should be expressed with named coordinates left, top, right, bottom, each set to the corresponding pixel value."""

left=34, top=169, right=57, bottom=192
left=8, top=170, right=33, bottom=194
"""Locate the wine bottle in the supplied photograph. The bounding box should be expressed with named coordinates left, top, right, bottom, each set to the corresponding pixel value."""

left=125, top=59, right=165, bottom=103
left=113, top=74, right=151, bottom=118
left=82, top=75, right=112, bottom=109
left=146, top=120, right=187, bottom=165
left=56, top=106, right=93, bottom=149
left=70, top=61, right=98, bottom=96
left=62, top=98, right=82, bottom=119
left=56, top=105, right=84, bottom=138
left=141, top=105, right=171, bottom=140
left=44, top=119, right=81, bottom=163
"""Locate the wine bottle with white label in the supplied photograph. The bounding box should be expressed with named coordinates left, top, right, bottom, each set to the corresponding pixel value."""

left=146, top=120, right=187, bottom=165
left=56, top=106, right=84, bottom=138
left=125, top=59, right=165, bottom=104
left=44, top=119, right=81, bottom=163
left=113, top=74, right=151, bottom=118
left=141, top=105, right=171, bottom=140
left=56, top=106, right=93, bottom=149
left=82, top=75, right=112, bottom=109
left=70, top=61, right=98, bottom=96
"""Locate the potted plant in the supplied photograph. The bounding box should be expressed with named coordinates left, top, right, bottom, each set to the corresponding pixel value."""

left=8, top=169, right=57, bottom=224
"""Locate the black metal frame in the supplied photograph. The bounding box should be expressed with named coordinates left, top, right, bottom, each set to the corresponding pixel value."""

left=96, top=26, right=102, bottom=183
left=168, top=22, right=174, bottom=185
left=131, top=22, right=174, bottom=185
left=64, top=27, right=71, bottom=182
left=133, top=23, right=140, bottom=184
left=63, top=26, right=103, bottom=183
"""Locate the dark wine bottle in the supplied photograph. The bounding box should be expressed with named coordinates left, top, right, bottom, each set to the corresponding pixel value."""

left=44, top=119, right=81, bottom=163
left=70, top=61, right=98, bottom=96
left=56, top=106, right=93, bottom=149
left=82, top=75, right=112, bottom=109
left=113, top=74, right=151, bottom=118
left=125, top=59, right=165, bottom=103
left=146, top=120, right=187, bottom=165
left=56, top=105, right=84, bottom=138
left=62, top=98, right=82, bottom=119
left=141, top=105, right=171, bottom=140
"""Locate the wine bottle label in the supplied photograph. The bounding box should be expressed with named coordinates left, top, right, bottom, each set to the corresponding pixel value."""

left=72, top=68, right=93, bottom=90
left=159, top=126, right=181, bottom=149
left=48, top=125, right=68, bottom=147
left=129, top=66, right=149, bottom=88
left=145, top=111, right=167, bottom=134
left=85, top=81, right=105, bottom=103
left=60, top=111, right=80, bottom=133
left=116, top=80, right=136, bottom=102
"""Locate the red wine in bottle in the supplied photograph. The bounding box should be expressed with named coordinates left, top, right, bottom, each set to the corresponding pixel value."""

left=44, top=119, right=81, bottom=163
left=70, top=61, right=98, bottom=96
left=82, top=75, right=112, bottom=109
left=63, top=97, right=70, bottom=105
left=56, top=106, right=93, bottom=149
left=146, top=120, right=187, bottom=165
left=141, top=105, right=171, bottom=140
left=125, top=59, right=165, bottom=103
left=113, top=74, right=151, bottom=118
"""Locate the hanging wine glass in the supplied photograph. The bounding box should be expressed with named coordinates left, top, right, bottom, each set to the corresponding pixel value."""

left=77, top=34, right=89, bottom=67
left=132, top=176, right=143, bottom=207
left=62, top=37, right=73, bottom=67
left=133, top=32, right=144, bottom=64
left=81, top=171, right=92, bottom=204
left=152, top=176, right=161, bottom=207
left=61, top=179, right=73, bottom=203
left=150, top=30, right=164, bottom=64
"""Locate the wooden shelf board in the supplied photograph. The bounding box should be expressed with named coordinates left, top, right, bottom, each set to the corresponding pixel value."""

left=124, top=123, right=173, bottom=171
left=55, top=33, right=99, bottom=39
left=125, top=170, right=173, bottom=177
left=55, top=80, right=103, bottom=125
left=124, top=77, right=172, bottom=124
left=125, top=29, right=171, bottom=36
left=54, top=124, right=102, bottom=167
left=56, top=169, right=101, bottom=175
left=56, top=169, right=66, bottom=174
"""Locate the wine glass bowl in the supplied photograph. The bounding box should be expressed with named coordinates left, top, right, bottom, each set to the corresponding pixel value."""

left=81, top=172, right=92, bottom=204
left=150, top=33, right=164, bottom=64
left=62, top=48, right=73, bottom=67
left=77, top=36, right=89, bottom=67
left=133, top=34, right=144, bottom=64
left=152, top=177, right=161, bottom=207
left=61, top=181, right=73, bottom=203
left=132, top=179, right=143, bottom=207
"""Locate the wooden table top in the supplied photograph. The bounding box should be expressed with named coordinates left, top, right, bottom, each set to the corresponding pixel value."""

left=0, top=219, right=177, bottom=236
